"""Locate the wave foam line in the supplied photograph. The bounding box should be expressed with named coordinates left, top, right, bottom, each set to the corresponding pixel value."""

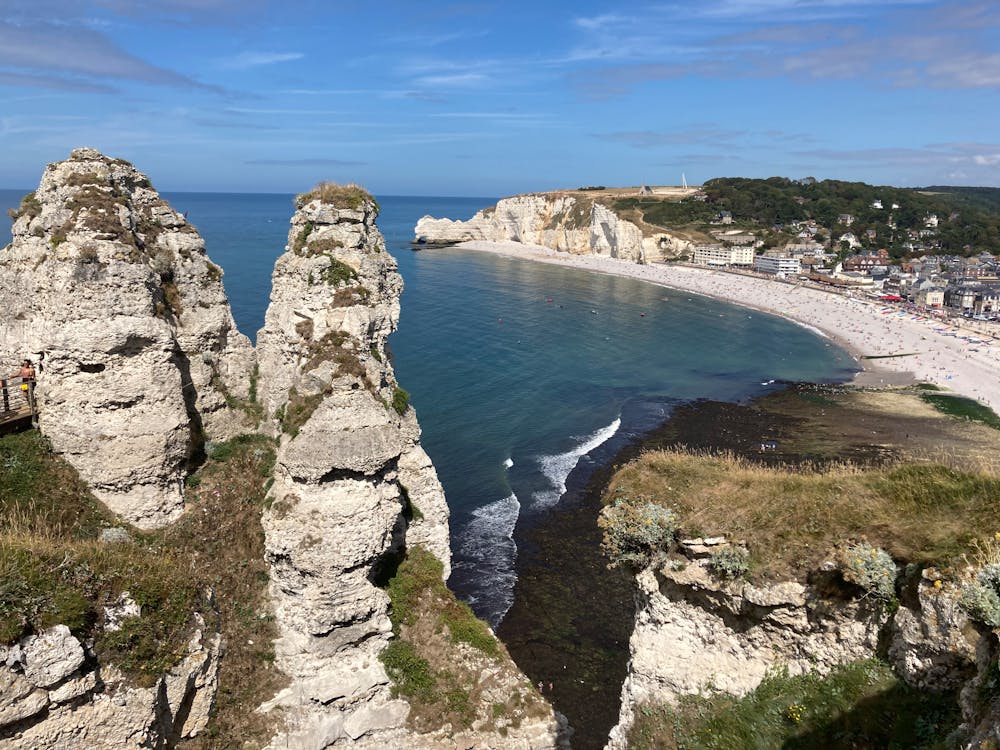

left=456, top=493, right=521, bottom=626
left=535, top=417, right=622, bottom=509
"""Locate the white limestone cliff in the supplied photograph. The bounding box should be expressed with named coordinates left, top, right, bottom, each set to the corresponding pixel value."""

left=0, top=148, right=254, bottom=528
left=414, top=194, right=693, bottom=263
left=254, top=187, right=561, bottom=749
left=0, top=622, right=220, bottom=749
left=605, top=558, right=984, bottom=749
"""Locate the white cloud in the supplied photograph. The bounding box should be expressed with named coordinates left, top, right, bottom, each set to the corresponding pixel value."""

left=220, top=52, right=304, bottom=70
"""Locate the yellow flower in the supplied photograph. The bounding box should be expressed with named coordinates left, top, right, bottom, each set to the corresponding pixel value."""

left=934, top=580, right=942, bottom=588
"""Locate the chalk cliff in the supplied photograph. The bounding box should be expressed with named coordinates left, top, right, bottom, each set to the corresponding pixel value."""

left=414, top=193, right=692, bottom=262
left=606, top=555, right=992, bottom=748
left=0, top=148, right=254, bottom=528
left=255, top=186, right=560, bottom=748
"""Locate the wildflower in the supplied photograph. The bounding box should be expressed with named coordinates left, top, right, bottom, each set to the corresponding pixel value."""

left=933, top=580, right=942, bottom=589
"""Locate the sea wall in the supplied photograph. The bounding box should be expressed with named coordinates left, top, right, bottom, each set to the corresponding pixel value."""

left=414, top=194, right=690, bottom=263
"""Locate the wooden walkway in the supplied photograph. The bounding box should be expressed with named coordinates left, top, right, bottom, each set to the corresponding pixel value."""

left=0, top=378, right=37, bottom=430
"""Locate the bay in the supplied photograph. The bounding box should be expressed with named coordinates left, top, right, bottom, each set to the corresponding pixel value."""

left=1, top=189, right=856, bottom=626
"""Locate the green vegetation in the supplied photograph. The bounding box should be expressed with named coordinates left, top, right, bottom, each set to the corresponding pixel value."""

left=627, top=660, right=960, bottom=750
left=959, top=535, right=1000, bottom=627
left=294, top=181, right=377, bottom=212
left=0, top=430, right=283, bottom=732
left=604, top=450, right=1000, bottom=580
left=599, top=496, right=680, bottom=569
left=280, top=386, right=325, bottom=438
left=842, top=542, right=897, bottom=602
left=379, top=546, right=514, bottom=732
left=608, top=176, right=1000, bottom=257
left=920, top=393, right=1000, bottom=430
left=7, top=192, right=42, bottom=222
left=292, top=221, right=314, bottom=254
left=391, top=386, right=410, bottom=415
left=706, top=546, right=751, bottom=581
left=318, top=258, right=358, bottom=286
left=0, top=429, right=284, bottom=746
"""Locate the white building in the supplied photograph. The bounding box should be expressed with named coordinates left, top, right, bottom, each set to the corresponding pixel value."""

left=754, top=254, right=801, bottom=276
left=692, top=245, right=754, bottom=267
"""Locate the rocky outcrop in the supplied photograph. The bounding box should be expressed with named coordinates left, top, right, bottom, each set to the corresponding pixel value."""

left=415, top=194, right=690, bottom=263
left=0, top=148, right=253, bottom=528
left=255, top=187, right=560, bottom=748
left=0, top=623, right=220, bottom=749
left=606, top=557, right=983, bottom=749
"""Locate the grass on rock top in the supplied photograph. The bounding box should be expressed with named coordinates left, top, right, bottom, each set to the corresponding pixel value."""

left=294, top=181, right=377, bottom=212
left=0, top=429, right=285, bottom=748
left=604, top=449, right=1000, bottom=581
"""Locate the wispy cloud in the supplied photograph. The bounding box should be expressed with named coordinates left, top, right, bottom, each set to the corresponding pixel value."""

left=567, top=1, right=1000, bottom=96
left=245, top=157, right=367, bottom=166
left=596, top=125, right=745, bottom=148
left=0, top=21, right=219, bottom=91
left=220, top=51, right=304, bottom=70
left=414, top=72, right=487, bottom=87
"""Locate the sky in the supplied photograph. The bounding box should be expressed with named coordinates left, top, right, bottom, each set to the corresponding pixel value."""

left=1, top=0, right=999, bottom=195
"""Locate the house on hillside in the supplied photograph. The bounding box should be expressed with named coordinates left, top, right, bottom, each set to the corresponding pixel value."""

left=924, top=214, right=939, bottom=228
left=872, top=199, right=883, bottom=209
left=838, top=213, right=855, bottom=226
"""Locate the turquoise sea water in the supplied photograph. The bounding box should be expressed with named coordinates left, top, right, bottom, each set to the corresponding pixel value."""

left=1, top=190, right=856, bottom=625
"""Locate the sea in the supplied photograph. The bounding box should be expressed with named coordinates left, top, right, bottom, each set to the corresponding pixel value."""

left=1, top=190, right=856, bottom=626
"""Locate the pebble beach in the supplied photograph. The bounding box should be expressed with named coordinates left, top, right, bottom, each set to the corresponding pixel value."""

left=456, top=240, right=1000, bottom=412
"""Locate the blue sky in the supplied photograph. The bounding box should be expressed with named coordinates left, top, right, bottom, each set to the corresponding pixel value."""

left=1, top=0, right=998, bottom=195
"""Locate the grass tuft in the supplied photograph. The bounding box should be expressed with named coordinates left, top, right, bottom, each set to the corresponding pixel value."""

left=294, top=181, right=378, bottom=212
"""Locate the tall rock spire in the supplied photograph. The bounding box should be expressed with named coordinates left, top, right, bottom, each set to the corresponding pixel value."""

left=0, top=148, right=254, bottom=527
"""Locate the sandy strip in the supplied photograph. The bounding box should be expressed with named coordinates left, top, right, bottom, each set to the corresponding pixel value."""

left=454, top=240, right=1000, bottom=412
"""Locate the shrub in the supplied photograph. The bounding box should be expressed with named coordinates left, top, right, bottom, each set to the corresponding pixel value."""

left=959, top=536, right=1000, bottom=626
left=707, top=546, right=751, bottom=580
left=842, top=542, right=897, bottom=602
left=599, top=498, right=679, bottom=568
left=319, top=258, right=357, bottom=286
left=8, top=192, right=41, bottom=222
left=392, top=386, right=410, bottom=415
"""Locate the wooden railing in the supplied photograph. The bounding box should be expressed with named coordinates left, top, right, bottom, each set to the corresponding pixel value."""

left=0, top=377, right=37, bottom=427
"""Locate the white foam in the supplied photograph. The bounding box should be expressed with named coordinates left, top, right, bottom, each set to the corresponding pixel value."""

left=535, top=417, right=621, bottom=509
left=456, top=493, right=521, bottom=626
left=503, top=457, right=514, bottom=469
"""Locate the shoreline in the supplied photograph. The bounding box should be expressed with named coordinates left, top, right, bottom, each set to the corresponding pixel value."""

left=454, top=240, right=1000, bottom=411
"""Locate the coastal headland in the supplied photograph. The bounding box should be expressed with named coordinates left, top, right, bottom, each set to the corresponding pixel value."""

left=453, top=239, right=1000, bottom=411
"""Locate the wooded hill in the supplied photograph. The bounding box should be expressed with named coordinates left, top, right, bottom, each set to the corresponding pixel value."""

left=610, top=178, right=1000, bottom=258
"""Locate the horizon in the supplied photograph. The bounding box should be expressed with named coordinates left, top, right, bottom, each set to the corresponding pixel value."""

left=2, top=1, right=999, bottom=196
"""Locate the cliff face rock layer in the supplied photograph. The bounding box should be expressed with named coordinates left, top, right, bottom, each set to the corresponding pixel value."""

left=254, top=187, right=559, bottom=748
left=605, top=559, right=986, bottom=749
left=0, top=148, right=253, bottom=528
left=0, top=622, right=220, bottom=749
left=414, top=194, right=692, bottom=263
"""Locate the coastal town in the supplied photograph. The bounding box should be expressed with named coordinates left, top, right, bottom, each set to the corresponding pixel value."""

left=694, top=209, right=1000, bottom=322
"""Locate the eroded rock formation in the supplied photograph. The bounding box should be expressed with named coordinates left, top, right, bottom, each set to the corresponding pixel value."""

left=0, top=622, right=220, bottom=749
left=414, top=194, right=692, bottom=262
left=0, top=148, right=253, bottom=528
left=605, top=557, right=985, bottom=749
